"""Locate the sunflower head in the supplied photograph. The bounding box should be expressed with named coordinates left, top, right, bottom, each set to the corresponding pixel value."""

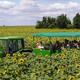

left=15, top=70, right=19, bottom=74
left=3, top=71, right=7, bottom=75
left=61, top=78, right=66, bottom=80
left=31, top=73, right=35, bottom=76
left=76, top=64, right=80, bottom=69
left=6, top=54, right=10, bottom=57
left=50, top=62, right=54, bottom=66
left=44, top=64, right=47, bottom=68
left=19, top=59, right=24, bottom=63
left=76, top=73, right=80, bottom=76
left=61, top=69, right=67, bottom=74
left=67, top=51, right=70, bottom=54
left=44, top=70, right=47, bottom=73
left=13, top=58, right=17, bottom=62
left=35, top=73, right=39, bottom=76
left=13, top=53, right=17, bottom=56
left=56, top=54, right=59, bottom=57
left=69, top=76, right=75, bottom=80
left=72, top=60, right=76, bottom=63
left=57, top=69, right=60, bottom=74
left=18, top=53, right=21, bottom=56
left=74, top=57, right=78, bottom=60
left=78, top=78, right=80, bottom=80
left=61, top=53, right=65, bottom=56
left=62, top=57, right=67, bottom=60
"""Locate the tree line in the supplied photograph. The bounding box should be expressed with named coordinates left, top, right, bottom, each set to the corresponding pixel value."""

left=36, top=13, right=80, bottom=29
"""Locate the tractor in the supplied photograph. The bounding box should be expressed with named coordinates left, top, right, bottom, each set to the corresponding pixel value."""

left=0, top=37, right=32, bottom=58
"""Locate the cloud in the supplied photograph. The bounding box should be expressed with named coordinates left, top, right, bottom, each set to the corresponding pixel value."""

left=0, top=1, right=16, bottom=9
left=40, top=0, right=72, bottom=1
left=20, top=0, right=37, bottom=6
left=0, top=0, right=80, bottom=25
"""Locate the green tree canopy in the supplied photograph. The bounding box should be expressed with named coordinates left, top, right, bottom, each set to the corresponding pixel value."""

left=56, top=14, right=71, bottom=28
left=36, top=14, right=72, bottom=29
left=73, top=13, right=80, bottom=29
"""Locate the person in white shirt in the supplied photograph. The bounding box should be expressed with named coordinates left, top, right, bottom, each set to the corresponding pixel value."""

left=38, top=42, right=44, bottom=49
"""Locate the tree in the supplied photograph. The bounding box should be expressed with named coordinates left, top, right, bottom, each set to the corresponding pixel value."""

left=66, top=24, right=73, bottom=29
left=36, top=21, right=43, bottom=29
left=56, top=14, right=71, bottom=28
left=73, top=13, right=80, bottom=28
left=42, top=16, right=47, bottom=28
left=47, top=17, right=56, bottom=28
left=48, top=24, right=55, bottom=29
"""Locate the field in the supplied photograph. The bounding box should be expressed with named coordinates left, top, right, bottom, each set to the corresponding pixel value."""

left=0, top=26, right=80, bottom=80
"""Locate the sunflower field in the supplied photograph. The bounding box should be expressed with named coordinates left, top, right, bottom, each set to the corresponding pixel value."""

left=0, top=26, right=80, bottom=80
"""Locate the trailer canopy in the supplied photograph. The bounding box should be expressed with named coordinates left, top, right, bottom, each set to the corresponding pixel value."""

left=32, top=32, right=80, bottom=37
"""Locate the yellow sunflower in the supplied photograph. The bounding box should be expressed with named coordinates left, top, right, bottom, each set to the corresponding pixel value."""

left=68, top=76, right=75, bottom=80
left=61, top=78, right=66, bottom=80
left=6, top=54, right=10, bottom=57
left=67, top=51, right=70, bottom=54
left=13, top=53, right=17, bottom=56
left=74, top=57, right=78, bottom=60
left=31, top=73, right=35, bottom=76
left=3, top=70, right=7, bottom=75
left=62, top=57, right=67, bottom=60
left=19, top=59, right=24, bottom=63
left=36, top=68, right=41, bottom=71
left=61, top=69, right=67, bottom=74
left=35, top=73, right=39, bottom=76
left=56, top=54, right=59, bottom=57
left=13, top=58, right=17, bottom=62
left=15, top=70, right=19, bottom=74
left=76, top=73, right=80, bottom=76
left=50, top=62, right=54, bottom=66
left=76, top=64, right=80, bottom=69
left=18, top=53, right=21, bottom=56
left=61, top=53, right=65, bottom=56
left=57, top=69, right=60, bottom=74
left=78, top=78, right=80, bottom=80
left=72, top=60, right=76, bottom=64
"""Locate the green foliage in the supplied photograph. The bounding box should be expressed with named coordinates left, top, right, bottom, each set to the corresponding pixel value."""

left=56, top=14, right=71, bottom=28
left=36, top=16, right=56, bottom=29
left=36, top=14, right=72, bottom=29
left=73, top=13, right=80, bottom=29
left=0, top=49, right=80, bottom=80
left=66, top=24, right=73, bottom=29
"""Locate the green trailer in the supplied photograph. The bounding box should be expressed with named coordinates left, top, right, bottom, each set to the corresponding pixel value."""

left=0, top=36, right=32, bottom=58
left=32, top=32, right=80, bottom=57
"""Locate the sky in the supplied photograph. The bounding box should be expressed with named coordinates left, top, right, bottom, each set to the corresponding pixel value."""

left=0, top=0, right=80, bottom=26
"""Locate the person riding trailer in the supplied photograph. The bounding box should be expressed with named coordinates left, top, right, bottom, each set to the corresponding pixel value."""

left=32, top=32, right=80, bottom=57
left=36, top=42, right=44, bottom=49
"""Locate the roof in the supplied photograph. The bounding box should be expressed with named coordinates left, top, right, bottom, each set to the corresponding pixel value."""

left=32, top=32, right=80, bottom=37
left=0, top=36, right=23, bottom=40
